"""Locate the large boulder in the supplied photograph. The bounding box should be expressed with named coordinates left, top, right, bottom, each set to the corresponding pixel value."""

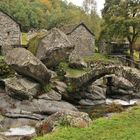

left=0, top=118, right=37, bottom=130
left=36, top=28, right=74, bottom=68
left=69, top=51, right=87, bottom=69
left=38, top=90, right=62, bottom=101
left=5, top=48, right=51, bottom=85
left=4, top=77, right=41, bottom=100
left=111, top=75, right=134, bottom=90
left=0, top=92, right=78, bottom=116
left=79, top=99, right=105, bottom=106
left=35, top=110, right=91, bottom=136
left=0, top=135, right=8, bottom=140
left=87, top=85, right=106, bottom=100
left=51, top=80, right=67, bottom=95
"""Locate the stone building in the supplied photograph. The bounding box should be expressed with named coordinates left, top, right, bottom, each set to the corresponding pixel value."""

left=0, top=10, right=21, bottom=54
left=60, top=23, right=95, bottom=56
left=99, top=41, right=129, bottom=55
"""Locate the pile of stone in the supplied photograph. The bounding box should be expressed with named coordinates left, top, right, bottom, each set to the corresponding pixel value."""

left=0, top=28, right=90, bottom=139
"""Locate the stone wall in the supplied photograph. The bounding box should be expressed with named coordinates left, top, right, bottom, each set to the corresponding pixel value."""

left=0, top=11, right=21, bottom=54
left=66, top=65, right=140, bottom=92
left=68, top=25, right=95, bottom=56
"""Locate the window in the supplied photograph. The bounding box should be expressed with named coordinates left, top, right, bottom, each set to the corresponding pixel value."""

left=7, top=32, right=10, bottom=36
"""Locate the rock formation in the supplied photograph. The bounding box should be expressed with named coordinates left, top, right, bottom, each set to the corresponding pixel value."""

left=5, top=48, right=51, bottom=85
left=35, top=110, right=91, bottom=136
left=36, top=28, right=74, bottom=68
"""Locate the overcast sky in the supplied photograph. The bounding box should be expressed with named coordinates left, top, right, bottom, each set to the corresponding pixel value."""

left=67, top=0, right=105, bottom=15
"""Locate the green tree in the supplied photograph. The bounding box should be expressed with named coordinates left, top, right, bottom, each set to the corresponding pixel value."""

left=102, top=0, right=140, bottom=59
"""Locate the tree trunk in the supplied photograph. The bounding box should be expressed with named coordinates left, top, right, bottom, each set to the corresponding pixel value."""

left=128, top=42, right=135, bottom=67
left=129, top=43, right=134, bottom=60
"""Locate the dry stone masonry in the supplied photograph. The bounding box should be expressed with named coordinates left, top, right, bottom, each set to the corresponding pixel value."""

left=66, top=65, right=140, bottom=93
left=60, top=23, right=95, bottom=56
left=0, top=11, right=21, bottom=54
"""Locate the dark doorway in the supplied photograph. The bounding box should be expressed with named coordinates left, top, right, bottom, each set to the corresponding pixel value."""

left=0, top=46, right=2, bottom=55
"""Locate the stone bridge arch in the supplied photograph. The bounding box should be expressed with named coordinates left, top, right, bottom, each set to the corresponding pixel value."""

left=66, top=65, right=140, bottom=92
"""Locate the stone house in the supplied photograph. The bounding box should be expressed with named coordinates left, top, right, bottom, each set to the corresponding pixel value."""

left=0, top=10, right=21, bottom=55
left=60, top=23, right=95, bottom=56
left=99, top=41, right=129, bottom=55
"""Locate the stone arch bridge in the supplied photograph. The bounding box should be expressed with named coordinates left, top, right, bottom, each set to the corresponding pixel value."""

left=66, top=65, right=140, bottom=92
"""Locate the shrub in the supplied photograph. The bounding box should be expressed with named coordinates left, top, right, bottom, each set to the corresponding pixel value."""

left=55, top=62, right=67, bottom=81
left=0, top=56, right=14, bottom=78
left=66, top=82, right=75, bottom=93
left=105, top=103, right=124, bottom=113
left=43, top=84, right=52, bottom=93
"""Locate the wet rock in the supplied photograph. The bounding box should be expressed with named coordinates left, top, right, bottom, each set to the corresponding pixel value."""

left=0, top=93, right=77, bottom=116
left=79, top=99, right=105, bottom=106
left=38, top=90, right=62, bottom=101
left=4, top=111, right=45, bottom=120
left=4, top=77, right=41, bottom=100
left=111, top=86, right=131, bottom=95
left=1, top=126, right=35, bottom=137
left=106, top=98, right=138, bottom=106
left=87, top=85, right=106, bottom=100
left=107, top=75, right=134, bottom=90
left=30, top=99, right=78, bottom=115
left=69, top=51, right=87, bottom=69
left=35, top=110, right=91, bottom=136
left=93, top=77, right=107, bottom=88
left=5, top=48, right=51, bottom=84
left=0, top=118, right=38, bottom=130
left=0, top=135, right=8, bottom=140
left=51, top=80, right=67, bottom=95
left=36, top=28, right=74, bottom=68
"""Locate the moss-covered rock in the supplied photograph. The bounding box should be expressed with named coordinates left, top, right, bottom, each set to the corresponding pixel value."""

left=35, top=110, right=91, bottom=136
left=0, top=56, right=14, bottom=78
left=28, top=32, right=47, bottom=55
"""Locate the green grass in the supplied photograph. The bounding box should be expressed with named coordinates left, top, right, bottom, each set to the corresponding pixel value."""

left=21, top=33, right=28, bottom=45
left=58, top=62, right=87, bottom=78
left=83, top=53, right=119, bottom=64
left=0, top=56, right=4, bottom=62
left=33, top=106, right=140, bottom=140
left=66, top=68, right=86, bottom=77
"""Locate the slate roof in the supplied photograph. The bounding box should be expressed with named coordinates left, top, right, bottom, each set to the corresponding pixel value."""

left=60, top=22, right=95, bottom=36
left=0, top=9, right=21, bottom=30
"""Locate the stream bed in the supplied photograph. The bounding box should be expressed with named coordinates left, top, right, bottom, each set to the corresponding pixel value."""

left=0, top=98, right=140, bottom=139
left=77, top=98, right=140, bottom=119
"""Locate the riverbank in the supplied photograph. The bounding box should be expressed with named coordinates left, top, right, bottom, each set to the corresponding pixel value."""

left=33, top=106, right=140, bottom=140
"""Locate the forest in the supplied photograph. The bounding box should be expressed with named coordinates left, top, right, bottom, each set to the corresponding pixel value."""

left=0, top=0, right=102, bottom=40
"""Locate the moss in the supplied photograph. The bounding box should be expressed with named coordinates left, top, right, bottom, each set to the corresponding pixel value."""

left=56, top=63, right=67, bottom=81
left=66, top=82, right=75, bottom=93
left=43, top=84, right=52, bottom=93
left=83, top=53, right=119, bottom=65
left=57, top=62, right=87, bottom=78
left=28, top=32, right=47, bottom=55
left=0, top=56, right=14, bottom=78
left=21, top=33, right=28, bottom=45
